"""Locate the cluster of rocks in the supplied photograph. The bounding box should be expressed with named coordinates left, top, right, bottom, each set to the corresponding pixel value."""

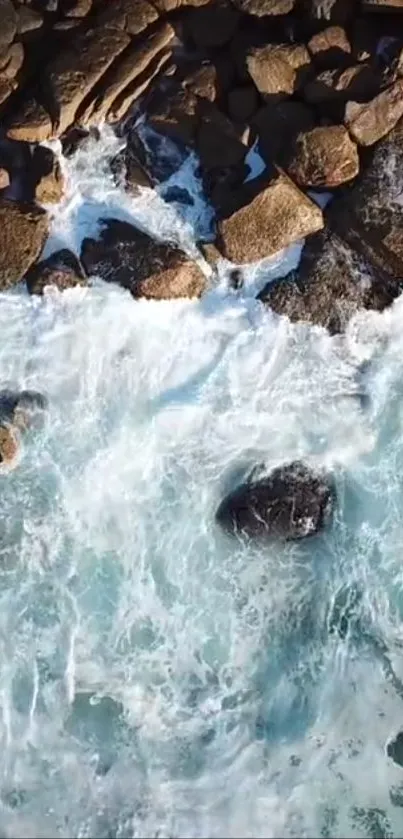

left=0, top=0, right=402, bottom=320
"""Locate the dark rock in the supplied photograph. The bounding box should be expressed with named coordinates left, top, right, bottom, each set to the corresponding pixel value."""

left=260, top=230, right=400, bottom=334
left=227, top=85, right=259, bottom=121
left=63, top=0, right=92, bottom=16
left=303, top=64, right=381, bottom=116
left=25, top=248, right=87, bottom=295
left=247, top=43, right=311, bottom=100
left=148, top=86, right=200, bottom=146
left=345, top=78, right=403, bottom=145
left=81, top=219, right=206, bottom=299
left=0, top=0, right=17, bottom=56
left=184, top=0, right=240, bottom=47
left=231, top=0, right=295, bottom=13
left=16, top=5, right=43, bottom=33
left=61, top=126, right=94, bottom=157
left=215, top=461, right=334, bottom=541
left=163, top=185, right=194, bottom=205
left=182, top=63, right=220, bottom=102
left=32, top=145, right=64, bottom=204
left=152, top=0, right=210, bottom=9
left=0, top=199, right=49, bottom=289
left=216, top=167, right=323, bottom=265
left=196, top=106, right=247, bottom=170
left=0, top=390, right=48, bottom=431
left=307, top=25, right=351, bottom=68
left=387, top=731, right=403, bottom=767
left=0, top=43, right=24, bottom=80
left=111, top=145, right=153, bottom=194
left=287, top=125, right=359, bottom=188
left=254, top=100, right=315, bottom=165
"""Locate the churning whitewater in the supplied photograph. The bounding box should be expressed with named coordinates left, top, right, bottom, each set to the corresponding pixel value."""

left=1, top=127, right=403, bottom=838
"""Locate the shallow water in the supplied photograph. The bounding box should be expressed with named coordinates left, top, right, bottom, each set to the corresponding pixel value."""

left=0, top=127, right=403, bottom=837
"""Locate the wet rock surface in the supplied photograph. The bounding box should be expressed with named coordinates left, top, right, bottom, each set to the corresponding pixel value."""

left=25, top=248, right=87, bottom=295
left=215, top=461, right=334, bottom=540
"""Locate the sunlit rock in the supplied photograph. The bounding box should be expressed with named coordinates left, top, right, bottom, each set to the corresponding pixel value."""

left=0, top=424, right=19, bottom=471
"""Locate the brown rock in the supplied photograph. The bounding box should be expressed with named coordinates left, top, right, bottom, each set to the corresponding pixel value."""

left=0, top=424, right=19, bottom=470
left=148, top=86, right=200, bottom=145
left=301, top=0, right=356, bottom=23
left=199, top=240, right=222, bottom=267
left=26, top=248, right=87, bottom=294
left=0, top=199, right=49, bottom=289
left=260, top=230, right=398, bottom=334
left=81, top=220, right=206, bottom=299
left=63, top=0, right=92, bottom=16
left=362, top=0, right=403, bottom=9
left=197, top=106, right=247, bottom=170
left=33, top=146, right=64, bottom=204
left=107, top=50, right=172, bottom=123
left=345, top=79, right=403, bottom=145
left=6, top=97, right=52, bottom=142
left=97, top=0, right=159, bottom=35
left=227, top=85, right=258, bottom=121
left=1, top=43, right=24, bottom=80
left=254, top=100, right=315, bottom=164
left=152, top=0, right=210, bottom=9
left=0, top=77, right=16, bottom=107
left=182, top=63, right=219, bottom=102
left=0, top=168, right=10, bottom=189
left=16, top=5, right=43, bottom=33
left=0, top=0, right=17, bottom=56
left=287, top=125, right=359, bottom=188
left=184, top=0, right=240, bottom=47
left=231, top=0, right=295, bottom=13
left=216, top=167, right=324, bottom=264
left=81, top=23, right=175, bottom=124
left=247, top=43, right=311, bottom=100
left=111, top=145, right=153, bottom=193
left=308, top=26, right=351, bottom=68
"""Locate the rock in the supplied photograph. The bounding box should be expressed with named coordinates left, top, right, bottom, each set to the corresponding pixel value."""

left=81, top=22, right=175, bottom=124
left=387, top=732, right=403, bottom=768
left=197, top=106, right=247, bottom=170
left=363, top=0, right=403, bottom=9
left=0, top=77, right=17, bottom=107
left=16, top=5, right=43, bottom=33
left=152, top=0, right=210, bottom=9
left=184, top=0, right=240, bottom=47
left=63, top=0, right=92, bottom=16
left=345, top=79, right=403, bottom=146
left=182, top=63, right=220, bottom=102
left=307, top=26, right=351, bottom=68
left=287, top=125, right=359, bottom=189
left=0, top=43, right=24, bottom=79
left=216, top=167, right=324, bottom=265
left=97, top=0, right=159, bottom=36
left=148, top=86, right=200, bottom=146
left=260, top=230, right=400, bottom=333
left=215, top=461, right=334, bottom=541
left=199, top=240, right=222, bottom=267
left=254, top=100, right=315, bottom=164
left=0, top=199, right=49, bottom=289
left=6, top=97, right=52, bottom=143
left=0, top=0, right=17, bottom=56
left=247, top=43, right=311, bottom=100
left=231, top=0, right=295, bottom=14
left=32, top=146, right=64, bottom=204
left=301, top=0, right=355, bottom=23
left=303, top=63, right=381, bottom=116
left=26, top=248, right=86, bottom=294
left=108, top=50, right=172, bottom=123
left=110, top=145, right=153, bottom=193
left=0, top=390, right=48, bottom=431
left=227, top=85, right=259, bottom=121
left=0, top=167, right=10, bottom=189
left=0, top=425, right=19, bottom=471
left=81, top=220, right=206, bottom=299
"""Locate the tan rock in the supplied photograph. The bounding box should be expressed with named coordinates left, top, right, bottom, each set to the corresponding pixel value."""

left=287, top=125, right=359, bottom=188
left=345, top=79, right=403, bottom=146
left=217, top=168, right=324, bottom=264
left=152, top=0, right=209, bottom=9
left=232, top=0, right=295, bottom=13
left=1, top=42, right=24, bottom=80
left=247, top=43, right=311, bottom=100
left=0, top=168, right=10, bottom=189
left=34, top=149, right=65, bottom=204
left=16, top=5, right=43, bottom=34
left=6, top=97, right=53, bottom=142
left=0, top=199, right=49, bottom=289
left=98, top=0, right=159, bottom=35
left=108, top=50, right=172, bottom=123
left=0, top=424, right=19, bottom=471
left=308, top=25, right=351, bottom=68
left=64, top=0, right=92, bottom=16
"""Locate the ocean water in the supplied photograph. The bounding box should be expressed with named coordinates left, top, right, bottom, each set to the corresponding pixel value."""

left=0, top=126, right=403, bottom=837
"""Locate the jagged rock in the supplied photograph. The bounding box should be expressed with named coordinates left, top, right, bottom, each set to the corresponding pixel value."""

left=0, top=199, right=49, bottom=289
left=0, top=43, right=24, bottom=80
left=108, top=51, right=173, bottom=123
left=0, top=0, right=17, bottom=56
left=216, top=167, right=323, bottom=265
left=16, top=5, right=43, bottom=33
left=254, top=100, right=315, bottom=164
left=0, top=425, right=19, bottom=471
left=215, top=461, right=334, bottom=541
left=301, top=0, right=356, bottom=23
left=345, top=79, right=403, bottom=145
left=363, top=0, right=403, bottom=9
left=287, top=125, right=359, bottom=188
left=260, top=230, right=400, bottom=333
left=307, top=25, right=351, bottom=68
left=247, top=43, right=311, bottom=100
left=32, top=146, right=64, bottom=204
left=81, top=220, right=206, bottom=299
left=0, top=168, right=10, bottom=189
left=81, top=22, right=175, bottom=124
left=26, top=249, right=86, bottom=294
left=184, top=0, right=240, bottom=47
left=231, top=0, right=295, bottom=13
left=227, top=85, right=258, bottom=121
left=304, top=64, right=380, bottom=113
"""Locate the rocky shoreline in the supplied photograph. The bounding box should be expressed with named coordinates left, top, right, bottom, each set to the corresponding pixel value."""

left=0, top=0, right=403, bottom=317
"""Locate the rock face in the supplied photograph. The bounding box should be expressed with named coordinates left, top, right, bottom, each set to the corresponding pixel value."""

left=345, top=79, right=403, bottom=146
left=215, top=461, right=334, bottom=541
left=287, top=125, right=359, bottom=188
left=216, top=168, right=324, bottom=264
left=26, top=249, right=87, bottom=295
left=81, top=220, right=206, bottom=299
left=247, top=43, right=311, bottom=100
left=0, top=200, right=49, bottom=289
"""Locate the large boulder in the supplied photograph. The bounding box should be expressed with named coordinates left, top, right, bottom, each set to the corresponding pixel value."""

left=345, top=78, right=403, bottom=146
left=26, top=248, right=87, bottom=295
left=260, top=230, right=400, bottom=334
left=184, top=0, right=240, bottom=47
left=216, top=167, right=324, bottom=265
left=81, top=220, right=206, bottom=299
left=215, top=461, right=334, bottom=541
left=0, top=199, right=49, bottom=289
left=254, top=100, right=315, bottom=164
left=247, top=43, right=311, bottom=100
left=287, top=125, right=359, bottom=189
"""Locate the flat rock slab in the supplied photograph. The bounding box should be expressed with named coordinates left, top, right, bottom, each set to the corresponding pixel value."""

left=215, top=461, right=334, bottom=541
left=81, top=219, right=206, bottom=299
left=216, top=168, right=324, bottom=265
left=0, top=199, right=49, bottom=289
left=260, top=230, right=400, bottom=334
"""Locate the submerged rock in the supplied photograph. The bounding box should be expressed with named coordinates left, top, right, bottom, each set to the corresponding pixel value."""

left=215, top=461, right=334, bottom=541
left=387, top=731, right=403, bottom=768
left=26, top=249, right=87, bottom=295
left=0, top=389, right=48, bottom=431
